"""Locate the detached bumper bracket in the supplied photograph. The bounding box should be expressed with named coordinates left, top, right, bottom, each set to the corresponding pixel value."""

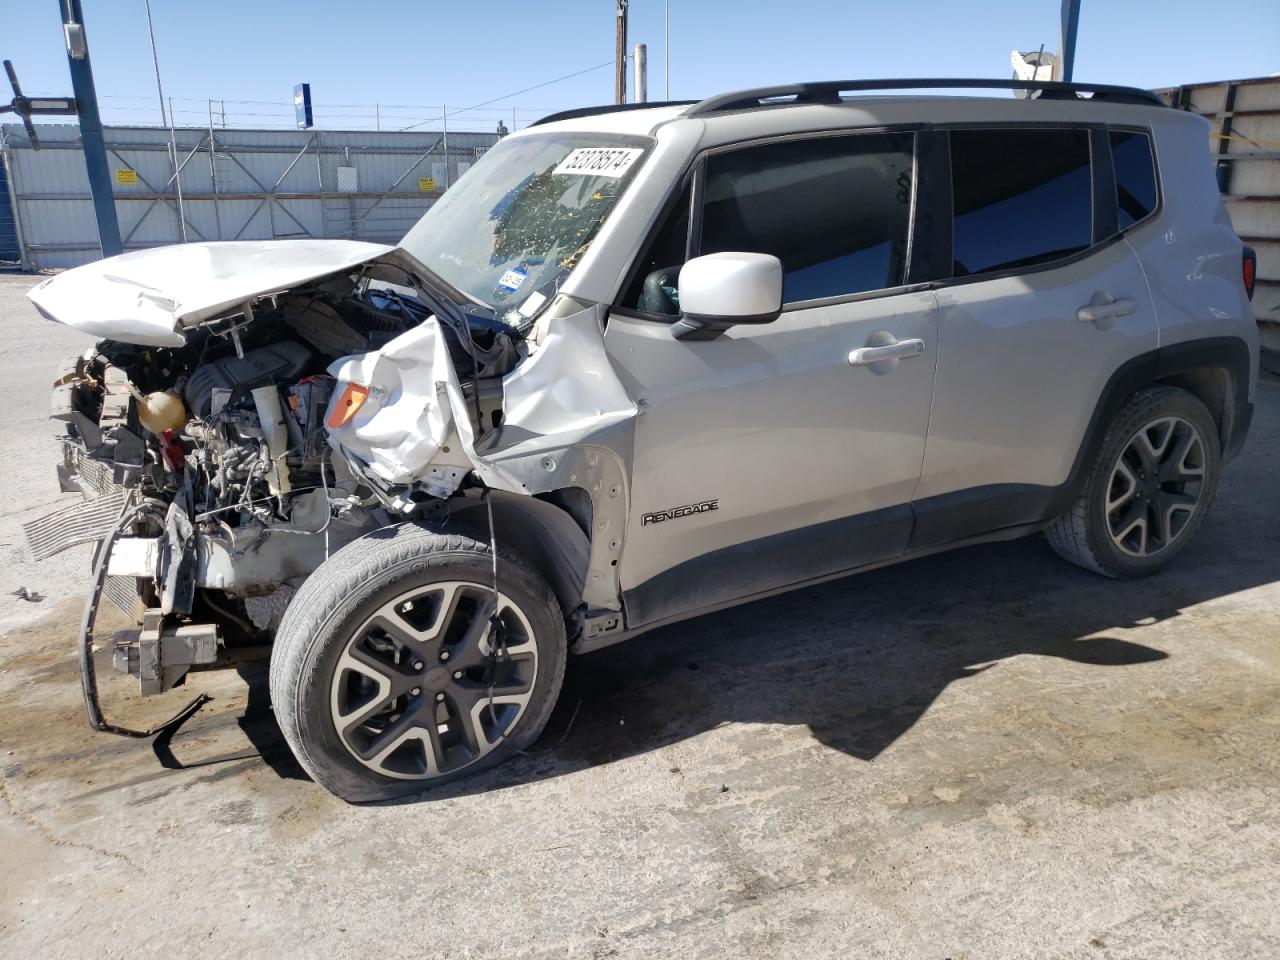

left=78, top=501, right=211, bottom=739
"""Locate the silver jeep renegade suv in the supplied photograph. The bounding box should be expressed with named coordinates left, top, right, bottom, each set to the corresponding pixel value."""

left=28, top=79, right=1259, bottom=801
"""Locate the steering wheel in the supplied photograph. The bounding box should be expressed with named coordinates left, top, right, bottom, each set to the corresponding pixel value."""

left=638, top=266, right=681, bottom=316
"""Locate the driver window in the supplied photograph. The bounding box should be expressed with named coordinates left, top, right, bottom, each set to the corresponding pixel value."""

left=624, top=134, right=915, bottom=318
left=700, top=133, right=915, bottom=304
left=623, top=183, right=691, bottom=316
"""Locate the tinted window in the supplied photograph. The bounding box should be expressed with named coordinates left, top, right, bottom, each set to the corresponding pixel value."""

left=624, top=183, right=690, bottom=315
left=950, top=129, right=1092, bottom=276
left=699, top=134, right=914, bottom=303
left=1111, top=130, right=1157, bottom=229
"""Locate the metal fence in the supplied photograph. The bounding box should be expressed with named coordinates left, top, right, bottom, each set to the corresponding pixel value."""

left=0, top=123, right=501, bottom=270
left=0, top=155, right=20, bottom=265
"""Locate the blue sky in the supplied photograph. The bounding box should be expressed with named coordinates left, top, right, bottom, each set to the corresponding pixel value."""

left=5, top=1, right=1277, bottom=132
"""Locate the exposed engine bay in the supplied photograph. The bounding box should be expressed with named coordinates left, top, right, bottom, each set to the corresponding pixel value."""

left=35, top=266, right=521, bottom=702
left=71, top=277, right=509, bottom=505
left=25, top=241, right=635, bottom=731
left=54, top=270, right=521, bottom=580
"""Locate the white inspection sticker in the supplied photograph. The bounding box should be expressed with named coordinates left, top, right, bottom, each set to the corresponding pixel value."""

left=552, top=147, right=644, bottom=178
left=497, top=267, right=528, bottom=292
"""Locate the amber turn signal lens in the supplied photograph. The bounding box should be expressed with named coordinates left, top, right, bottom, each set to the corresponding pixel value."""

left=327, top=383, right=369, bottom=429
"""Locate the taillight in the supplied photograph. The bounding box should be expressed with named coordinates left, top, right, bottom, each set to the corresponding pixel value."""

left=326, top=382, right=369, bottom=429
left=1243, top=245, right=1257, bottom=301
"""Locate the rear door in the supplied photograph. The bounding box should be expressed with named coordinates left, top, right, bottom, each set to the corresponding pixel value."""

left=910, top=125, right=1159, bottom=547
left=605, top=130, right=939, bottom=629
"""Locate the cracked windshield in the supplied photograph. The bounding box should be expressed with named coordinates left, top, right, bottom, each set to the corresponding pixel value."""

left=399, top=132, right=653, bottom=325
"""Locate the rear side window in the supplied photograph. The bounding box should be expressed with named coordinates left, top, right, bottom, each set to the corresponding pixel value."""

left=950, top=128, right=1092, bottom=276
left=1110, top=130, right=1157, bottom=230
left=699, top=133, right=914, bottom=304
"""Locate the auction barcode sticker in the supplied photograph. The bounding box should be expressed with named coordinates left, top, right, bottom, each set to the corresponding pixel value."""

left=552, top=147, right=643, bottom=178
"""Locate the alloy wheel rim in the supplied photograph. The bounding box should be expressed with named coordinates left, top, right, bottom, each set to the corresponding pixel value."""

left=329, top=581, right=538, bottom=780
left=1105, top=415, right=1206, bottom=558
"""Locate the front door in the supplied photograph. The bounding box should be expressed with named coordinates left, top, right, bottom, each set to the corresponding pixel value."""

left=604, top=130, right=939, bottom=629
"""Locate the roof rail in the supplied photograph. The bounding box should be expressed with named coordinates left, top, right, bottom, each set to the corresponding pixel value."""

left=685, top=78, right=1166, bottom=115
left=531, top=100, right=698, bottom=127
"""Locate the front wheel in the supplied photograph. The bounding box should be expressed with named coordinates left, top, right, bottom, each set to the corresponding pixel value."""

left=1046, top=385, right=1221, bottom=579
left=269, top=523, right=567, bottom=802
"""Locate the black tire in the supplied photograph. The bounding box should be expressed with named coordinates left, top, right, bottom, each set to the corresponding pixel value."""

left=269, top=522, right=567, bottom=802
left=1046, top=385, right=1221, bottom=578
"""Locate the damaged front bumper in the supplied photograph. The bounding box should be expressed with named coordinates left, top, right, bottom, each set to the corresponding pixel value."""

left=29, top=247, right=645, bottom=738
left=28, top=357, right=383, bottom=734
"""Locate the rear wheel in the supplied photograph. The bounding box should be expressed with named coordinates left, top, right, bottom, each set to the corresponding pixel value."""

left=1046, top=385, right=1220, bottom=578
left=269, top=522, right=567, bottom=802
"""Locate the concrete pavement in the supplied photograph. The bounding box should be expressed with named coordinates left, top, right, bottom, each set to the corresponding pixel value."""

left=1, top=274, right=1278, bottom=959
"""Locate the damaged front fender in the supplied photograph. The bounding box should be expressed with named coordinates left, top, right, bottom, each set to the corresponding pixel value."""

left=326, top=301, right=638, bottom=611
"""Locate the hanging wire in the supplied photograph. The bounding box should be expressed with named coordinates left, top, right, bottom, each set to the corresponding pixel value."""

left=399, top=59, right=614, bottom=131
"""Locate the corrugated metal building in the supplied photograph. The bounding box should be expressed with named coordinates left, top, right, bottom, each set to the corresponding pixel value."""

left=0, top=123, right=501, bottom=270
left=1158, top=75, right=1280, bottom=352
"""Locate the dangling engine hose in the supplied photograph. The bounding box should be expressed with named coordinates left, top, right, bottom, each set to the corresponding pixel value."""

left=78, top=498, right=210, bottom=738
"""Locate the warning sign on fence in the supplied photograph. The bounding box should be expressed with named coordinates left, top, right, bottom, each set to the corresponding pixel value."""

left=418, top=177, right=436, bottom=192
left=115, top=169, right=137, bottom=185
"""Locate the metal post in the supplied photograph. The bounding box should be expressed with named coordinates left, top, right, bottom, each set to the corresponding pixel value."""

left=664, top=0, right=670, bottom=99
left=512, top=106, right=517, bottom=132
left=633, top=43, right=647, bottom=103
left=1059, top=0, right=1081, bottom=83
left=60, top=0, right=122, bottom=257
left=206, top=99, right=222, bottom=240
left=615, top=0, right=628, bottom=104
left=143, top=1, right=167, bottom=126
left=375, top=103, right=380, bottom=131
left=145, top=2, right=185, bottom=243
left=442, top=105, right=449, bottom=189
left=1, top=144, right=32, bottom=270
left=168, top=96, right=186, bottom=242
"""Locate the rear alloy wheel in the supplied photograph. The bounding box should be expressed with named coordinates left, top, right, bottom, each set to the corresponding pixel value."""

left=1104, top=416, right=1206, bottom=558
left=1046, top=385, right=1221, bottom=578
left=270, top=523, right=566, bottom=802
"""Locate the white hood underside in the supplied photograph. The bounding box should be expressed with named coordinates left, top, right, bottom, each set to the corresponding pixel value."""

left=27, top=240, right=392, bottom=347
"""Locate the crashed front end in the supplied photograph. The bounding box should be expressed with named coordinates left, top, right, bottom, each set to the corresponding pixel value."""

left=25, top=240, right=634, bottom=734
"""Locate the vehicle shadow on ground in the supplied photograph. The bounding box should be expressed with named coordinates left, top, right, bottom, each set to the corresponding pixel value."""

left=216, top=497, right=1279, bottom=802
left=471, top=528, right=1278, bottom=798
left=217, top=384, right=1280, bottom=802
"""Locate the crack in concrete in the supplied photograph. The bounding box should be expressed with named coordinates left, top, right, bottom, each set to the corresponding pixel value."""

left=0, top=765, right=139, bottom=873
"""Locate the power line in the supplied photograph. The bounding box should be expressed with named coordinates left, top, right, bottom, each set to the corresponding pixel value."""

left=399, top=59, right=613, bottom=131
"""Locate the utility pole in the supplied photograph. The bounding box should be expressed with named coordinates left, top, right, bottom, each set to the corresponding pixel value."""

left=633, top=43, right=647, bottom=104
left=615, top=0, right=628, bottom=105
left=60, top=0, right=122, bottom=257
left=1059, top=0, right=1081, bottom=82
left=664, top=0, right=670, bottom=99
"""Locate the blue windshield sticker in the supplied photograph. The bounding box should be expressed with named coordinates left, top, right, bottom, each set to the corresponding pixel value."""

left=496, top=267, right=528, bottom=293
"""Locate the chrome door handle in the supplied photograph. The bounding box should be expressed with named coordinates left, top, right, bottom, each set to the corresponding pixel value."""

left=1077, top=297, right=1136, bottom=323
left=848, top=338, right=926, bottom=366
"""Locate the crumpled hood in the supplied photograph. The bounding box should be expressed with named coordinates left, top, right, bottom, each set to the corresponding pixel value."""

left=27, top=239, right=393, bottom=347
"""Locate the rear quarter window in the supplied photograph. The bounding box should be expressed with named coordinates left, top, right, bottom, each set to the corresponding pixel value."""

left=1110, top=130, right=1158, bottom=230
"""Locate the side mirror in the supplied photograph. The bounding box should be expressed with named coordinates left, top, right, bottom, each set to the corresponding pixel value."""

left=672, top=252, right=783, bottom=340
